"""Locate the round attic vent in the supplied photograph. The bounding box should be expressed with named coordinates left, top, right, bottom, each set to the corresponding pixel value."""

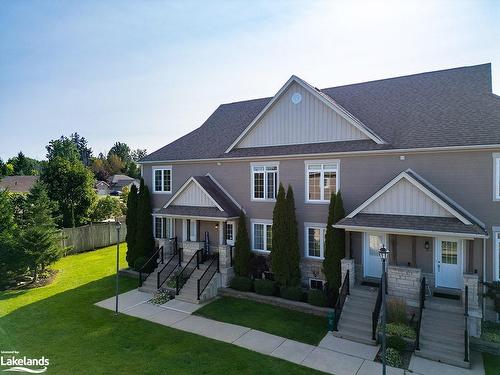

left=291, top=92, right=302, bottom=104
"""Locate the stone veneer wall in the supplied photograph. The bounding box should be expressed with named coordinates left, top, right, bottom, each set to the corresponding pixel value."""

left=300, top=258, right=325, bottom=287
left=387, top=265, right=421, bottom=307
left=182, top=241, right=204, bottom=260
left=341, top=258, right=355, bottom=290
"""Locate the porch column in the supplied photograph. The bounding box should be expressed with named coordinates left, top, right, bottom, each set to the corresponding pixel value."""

left=182, top=219, right=188, bottom=242
left=341, top=258, right=355, bottom=290
left=218, top=220, right=224, bottom=245
left=463, top=273, right=479, bottom=309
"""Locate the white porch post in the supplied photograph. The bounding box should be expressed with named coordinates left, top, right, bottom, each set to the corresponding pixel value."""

left=190, top=220, right=197, bottom=242
left=182, top=219, right=188, bottom=242
left=218, top=220, right=224, bottom=245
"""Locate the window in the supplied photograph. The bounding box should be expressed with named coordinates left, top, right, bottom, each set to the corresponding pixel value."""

left=305, top=161, right=339, bottom=202
left=252, top=220, right=273, bottom=252
left=154, top=217, right=172, bottom=239
left=310, top=279, right=324, bottom=290
left=251, top=163, right=278, bottom=200
left=495, top=154, right=500, bottom=200
left=495, top=230, right=500, bottom=281
left=226, top=222, right=234, bottom=245
left=305, top=224, right=326, bottom=259
left=152, top=166, right=172, bottom=193
left=441, top=240, right=458, bottom=265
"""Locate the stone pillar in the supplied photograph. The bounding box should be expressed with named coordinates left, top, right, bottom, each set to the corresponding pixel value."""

left=182, top=241, right=204, bottom=259
left=217, top=245, right=232, bottom=269
left=387, top=266, right=421, bottom=307
left=341, top=258, right=355, bottom=290
left=463, top=273, right=479, bottom=309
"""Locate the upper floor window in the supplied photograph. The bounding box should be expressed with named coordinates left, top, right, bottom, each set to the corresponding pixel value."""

left=305, top=223, right=326, bottom=259
left=305, top=160, right=339, bottom=203
left=154, top=217, right=172, bottom=239
left=153, top=166, right=172, bottom=193
left=251, top=163, right=278, bottom=201
left=251, top=219, right=273, bottom=252
left=494, top=154, right=500, bottom=201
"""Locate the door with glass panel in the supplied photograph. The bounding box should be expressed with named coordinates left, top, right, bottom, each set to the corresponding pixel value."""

left=435, top=238, right=463, bottom=289
left=363, top=232, right=386, bottom=278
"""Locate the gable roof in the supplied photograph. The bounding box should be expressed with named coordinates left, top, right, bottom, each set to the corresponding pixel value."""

left=160, top=175, right=241, bottom=219
left=0, top=176, right=38, bottom=193
left=225, top=75, right=385, bottom=152
left=140, top=63, right=499, bottom=163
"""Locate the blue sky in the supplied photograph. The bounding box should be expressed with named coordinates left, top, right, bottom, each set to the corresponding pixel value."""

left=0, top=0, right=499, bottom=160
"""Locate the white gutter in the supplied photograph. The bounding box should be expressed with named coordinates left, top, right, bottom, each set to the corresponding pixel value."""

left=137, top=143, right=500, bottom=165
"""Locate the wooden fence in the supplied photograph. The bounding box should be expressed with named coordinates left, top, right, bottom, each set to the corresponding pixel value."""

left=61, top=220, right=127, bottom=254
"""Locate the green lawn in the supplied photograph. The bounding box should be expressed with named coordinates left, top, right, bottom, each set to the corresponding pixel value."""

left=0, top=245, right=323, bottom=375
left=195, top=296, right=328, bottom=345
left=484, top=353, right=500, bottom=375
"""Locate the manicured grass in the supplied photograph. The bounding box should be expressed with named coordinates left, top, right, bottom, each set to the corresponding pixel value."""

left=194, top=296, right=328, bottom=345
left=0, top=245, right=324, bottom=375
left=484, top=353, right=500, bottom=375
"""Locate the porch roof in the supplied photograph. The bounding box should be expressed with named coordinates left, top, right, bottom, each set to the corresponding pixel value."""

left=156, top=205, right=238, bottom=219
left=335, top=213, right=488, bottom=238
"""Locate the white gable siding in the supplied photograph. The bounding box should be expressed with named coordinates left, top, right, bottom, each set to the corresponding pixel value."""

left=361, top=178, right=453, bottom=217
left=171, top=182, right=216, bottom=207
left=237, top=82, right=369, bottom=148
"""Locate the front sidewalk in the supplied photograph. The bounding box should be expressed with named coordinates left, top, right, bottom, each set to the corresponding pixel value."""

left=95, top=290, right=484, bottom=375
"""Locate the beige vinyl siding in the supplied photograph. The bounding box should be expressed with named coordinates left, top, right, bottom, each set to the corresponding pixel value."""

left=361, top=178, right=453, bottom=217
left=171, top=181, right=216, bottom=207
left=238, top=82, right=369, bottom=148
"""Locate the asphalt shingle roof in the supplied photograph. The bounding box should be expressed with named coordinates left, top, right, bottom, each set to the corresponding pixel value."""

left=0, top=176, right=38, bottom=193
left=141, top=63, right=499, bottom=162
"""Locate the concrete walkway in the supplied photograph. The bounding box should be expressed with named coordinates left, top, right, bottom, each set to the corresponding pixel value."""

left=95, top=290, right=484, bottom=375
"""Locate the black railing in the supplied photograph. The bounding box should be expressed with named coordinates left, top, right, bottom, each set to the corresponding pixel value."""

left=415, top=277, right=426, bottom=350
left=332, top=270, right=350, bottom=331
left=157, top=243, right=181, bottom=290
left=464, top=285, right=470, bottom=362
left=138, top=246, right=163, bottom=287
left=197, top=253, right=220, bottom=300
left=176, top=249, right=202, bottom=295
left=372, top=277, right=383, bottom=340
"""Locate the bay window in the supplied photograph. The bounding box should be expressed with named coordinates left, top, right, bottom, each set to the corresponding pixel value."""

left=251, top=163, right=278, bottom=200
left=305, top=160, right=339, bottom=202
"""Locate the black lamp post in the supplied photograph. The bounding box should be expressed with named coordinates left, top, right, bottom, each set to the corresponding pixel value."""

left=379, top=244, right=390, bottom=375
left=115, top=221, right=122, bottom=316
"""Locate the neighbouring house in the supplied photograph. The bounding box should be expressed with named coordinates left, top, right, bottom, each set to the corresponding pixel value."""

left=95, top=180, right=110, bottom=195
left=107, top=174, right=139, bottom=195
left=138, top=63, right=500, bottom=368
left=0, top=175, right=38, bottom=193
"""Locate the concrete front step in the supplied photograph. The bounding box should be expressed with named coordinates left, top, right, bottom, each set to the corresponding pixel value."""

left=424, top=299, right=463, bottom=314
left=420, top=327, right=464, bottom=344
left=342, top=306, right=373, bottom=321
left=422, top=309, right=465, bottom=324
left=332, top=328, right=376, bottom=346
left=420, top=337, right=464, bottom=355
left=415, top=348, right=470, bottom=369
left=349, top=288, right=378, bottom=299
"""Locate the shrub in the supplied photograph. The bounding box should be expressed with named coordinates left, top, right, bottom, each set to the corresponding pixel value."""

left=387, top=335, right=406, bottom=352
left=386, top=322, right=416, bottom=339
left=385, top=347, right=403, bottom=368
left=134, top=256, right=147, bottom=271
left=308, top=289, right=328, bottom=307
left=254, top=279, right=277, bottom=296
left=249, top=255, right=268, bottom=279
left=230, top=276, right=253, bottom=292
left=482, top=321, right=500, bottom=343
left=280, top=286, right=305, bottom=302
left=387, top=300, right=407, bottom=324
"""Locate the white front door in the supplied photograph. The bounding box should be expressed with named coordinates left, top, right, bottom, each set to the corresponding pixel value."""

left=435, top=237, right=463, bottom=289
left=363, top=232, right=387, bottom=278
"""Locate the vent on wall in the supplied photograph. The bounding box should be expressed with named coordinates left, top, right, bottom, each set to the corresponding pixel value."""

left=291, top=92, right=302, bottom=104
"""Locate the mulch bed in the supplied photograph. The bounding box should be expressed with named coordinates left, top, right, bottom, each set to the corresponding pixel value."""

left=12, top=269, right=59, bottom=290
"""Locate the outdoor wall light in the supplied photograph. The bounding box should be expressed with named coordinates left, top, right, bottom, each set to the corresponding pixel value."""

left=424, top=241, right=430, bottom=250
left=215, top=223, right=219, bottom=230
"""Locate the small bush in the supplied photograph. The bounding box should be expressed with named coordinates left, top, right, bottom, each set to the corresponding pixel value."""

left=385, top=347, right=403, bottom=368
left=280, top=286, right=305, bottom=302
left=387, top=335, right=406, bottom=352
left=248, top=255, right=268, bottom=279
left=386, top=322, right=416, bottom=339
left=134, top=256, right=147, bottom=271
left=254, top=279, right=277, bottom=296
left=387, top=300, right=407, bottom=324
left=308, top=289, right=328, bottom=307
left=482, top=321, right=500, bottom=343
left=230, top=276, right=254, bottom=292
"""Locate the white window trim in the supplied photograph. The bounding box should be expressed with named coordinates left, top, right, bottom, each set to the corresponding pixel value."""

left=152, top=165, right=172, bottom=194
left=304, top=222, right=327, bottom=259
left=304, top=159, right=340, bottom=204
left=226, top=221, right=235, bottom=246
left=494, top=153, right=500, bottom=201
left=251, top=218, right=273, bottom=253
left=250, top=161, right=279, bottom=202
left=494, top=226, right=500, bottom=281
left=153, top=215, right=173, bottom=239
left=309, top=278, right=325, bottom=290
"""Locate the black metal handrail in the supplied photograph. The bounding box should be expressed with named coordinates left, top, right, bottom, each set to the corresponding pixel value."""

left=372, top=277, right=383, bottom=340
left=138, top=246, right=163, bottom=287
left=197, top=253, right=220, bottom=300
left=464, top=285, right=469, bottom=362
left=157, top=247, right=181, bottom=290
left=332, top=270, right=350, bottom=331
left=176, top=249, right=202, bottom=295
left=415, top=277, right=426, bottom=350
